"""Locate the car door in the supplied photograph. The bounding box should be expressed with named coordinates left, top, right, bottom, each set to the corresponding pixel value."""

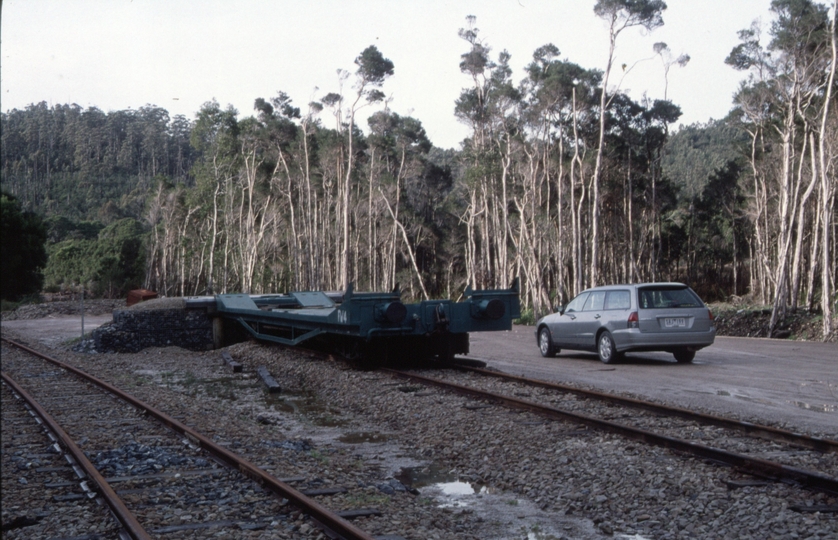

left=548, top=292, right=589, bottom=348
left=601, top=289, right=632, bottom=346
left=573, top=290, right=606, bottom=349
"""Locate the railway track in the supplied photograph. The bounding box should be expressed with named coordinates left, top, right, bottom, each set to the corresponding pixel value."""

left=4, top=324, right=836, bottom=538
left=1, top=337, right=379, bottom=540
left=2, top=373, right=136, bottom=539
left=385, top=365, right=838, bottom=495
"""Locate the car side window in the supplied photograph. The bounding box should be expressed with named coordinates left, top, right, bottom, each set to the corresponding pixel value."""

left=564, top=293, right=589, bottom=313
left=605, top=290, right=631, bottom=310
left=583, top=291, right=606, bottom=311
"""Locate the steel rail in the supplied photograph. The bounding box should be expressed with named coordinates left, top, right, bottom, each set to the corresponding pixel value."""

left=457, top=365, right=838, bottom=453
left=1, top=371, right=153, bottom=540
left=385, top=369, right=838, bottom=495
left=1, top=337, right=377, bottom=540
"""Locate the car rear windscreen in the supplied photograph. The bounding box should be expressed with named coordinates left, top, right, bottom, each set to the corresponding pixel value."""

left=638, top=287, right=703, bottom=309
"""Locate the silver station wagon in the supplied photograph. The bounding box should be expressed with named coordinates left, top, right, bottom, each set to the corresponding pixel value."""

left=535, top=283, right=715, bottom=363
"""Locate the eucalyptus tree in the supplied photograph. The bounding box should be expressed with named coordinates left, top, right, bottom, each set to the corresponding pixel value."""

left=520, top=47, right=601, bottom=306
left=229, top=111, right=285, bottom=294
left=137, top=106, right=171, bottom=180
left=1, top=102, right=63, bottom=210
left=297, top=99, right=325, bottom=289
left=463, top=49, right=522, bottom=291
left=519, top=44, right=568, bottom=286
left=144, top=178, right=183, bottom=295
left=591, top=0, right=668, bottom=285
left=366, top=110, right=400, bottom=290
left=182, top=100, right=240, bottom=294
left=816, top=0, right=836, bottom=338
left=634, top=97, right=682, bottom=281
left=726, top=0, right=836, bottom=338
left=455, top=15, right=495, bottom=289
left=366, top=110, right=433, bottom=294
left=253, top=92, right=305, bottom=291
left=169, top=114, right=194, bottom=179
left=455, top=16, right=525, bottom=291
left=653, top=42, right=690, bottom=101
left=456, top=15, right=494, bottom=149
left=335, top=46, right=394, bottom=289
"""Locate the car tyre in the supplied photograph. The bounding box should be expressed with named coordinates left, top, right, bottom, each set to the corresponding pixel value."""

left=597, top=331, right=621, bottom=364
left=538, top=327, right=558, bottom=357
left=674, top=349, right=695, bottom=363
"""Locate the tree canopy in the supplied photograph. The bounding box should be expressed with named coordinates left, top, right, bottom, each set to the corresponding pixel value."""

left=1, top=192, right=48, bottom=300
left=1, top=4, right=835, bottom=338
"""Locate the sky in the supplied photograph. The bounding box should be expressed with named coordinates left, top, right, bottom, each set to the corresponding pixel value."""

left=0, top=0, right=795, bottom=149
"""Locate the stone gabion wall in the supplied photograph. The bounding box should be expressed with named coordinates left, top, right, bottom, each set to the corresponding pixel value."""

left=75, top=308, right=213, bottom=353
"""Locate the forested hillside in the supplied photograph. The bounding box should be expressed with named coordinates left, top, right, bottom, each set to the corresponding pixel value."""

left=1, top=0, right=835, bottom=339
left=2, top=103, right=195, bottom=220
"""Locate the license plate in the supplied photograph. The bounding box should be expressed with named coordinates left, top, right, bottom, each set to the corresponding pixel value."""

left=664, top=317, right=686, bottom=328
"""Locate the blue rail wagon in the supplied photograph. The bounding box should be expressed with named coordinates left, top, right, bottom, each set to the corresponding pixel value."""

left=201, top=280, right=520, bottom=365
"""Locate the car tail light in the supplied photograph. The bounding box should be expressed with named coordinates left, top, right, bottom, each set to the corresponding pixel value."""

left=627, top=311, right=639, bottom=329
left=708, top=308, right=715, bottom=327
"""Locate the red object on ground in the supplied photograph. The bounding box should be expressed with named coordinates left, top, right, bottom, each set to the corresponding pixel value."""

left=126, top=289, right=158, bottom=306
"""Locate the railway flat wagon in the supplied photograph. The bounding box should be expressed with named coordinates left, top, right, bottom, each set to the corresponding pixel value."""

left=190, top=280, right=520, bottom=365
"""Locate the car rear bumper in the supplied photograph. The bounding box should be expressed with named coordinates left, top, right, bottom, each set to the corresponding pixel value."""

left=614, top=328, right=716, bottom=352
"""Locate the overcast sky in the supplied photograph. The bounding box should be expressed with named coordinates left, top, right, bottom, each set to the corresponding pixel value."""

left=1, top=0, right=792, bottom=149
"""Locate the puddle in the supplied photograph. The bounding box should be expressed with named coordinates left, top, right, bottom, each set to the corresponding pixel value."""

left=436, top=480, right=481, bottom=496
left=396, top=462, right=457, bottom=488
left=265, top=390, right=346, bottom=426
left=716, top=390, right=775, bottom=406
left=199, top=377, right=251, bottom=400
left=788, top=400, right=837, bottom=413
left=338, top=432, right=390, bottom=444
left=133, top=370, right=253, bottom=401
left=395, top=464, right=598, bottom=539
left=732, top=394, right=774, bottom=405
left=395, top=462, right=493, bottom=497
left=718, top=391, right=837, bottom=412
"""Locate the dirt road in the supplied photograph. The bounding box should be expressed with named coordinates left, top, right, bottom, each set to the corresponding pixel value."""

left=1, top=314, right=113, bottom=348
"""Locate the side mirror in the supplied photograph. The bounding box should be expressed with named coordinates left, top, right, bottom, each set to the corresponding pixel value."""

left=556, top=305, right=565, bottom=315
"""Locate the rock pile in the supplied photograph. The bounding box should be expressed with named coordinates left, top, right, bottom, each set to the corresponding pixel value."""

left=712, top=305, right=835, bottom=341
left=74, top=303, right=213, bottom=353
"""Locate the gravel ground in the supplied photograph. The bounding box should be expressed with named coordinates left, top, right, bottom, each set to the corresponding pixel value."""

left=2, top=302, right=836, bottom=539
left=1, top=329, right=603, bottom=539
left=1, top=299, right=124, bottom=320
left=240, top=346, right=836, bottom=539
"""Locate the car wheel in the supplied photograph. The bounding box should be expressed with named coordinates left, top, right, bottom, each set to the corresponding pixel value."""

left=597, top=331, right=621, bottom=364
left=538, top=327, right=558, bottom=357
left=674, top=349, right=695, bottom=363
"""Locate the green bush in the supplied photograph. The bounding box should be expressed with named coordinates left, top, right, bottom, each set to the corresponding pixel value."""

left=0, top=294, right=41, bottom=312
left=42, top=217, right=146, bottom=298
left=515, top=308, right=536, bottom=326
left=1, top=299, right=20, bottom=312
